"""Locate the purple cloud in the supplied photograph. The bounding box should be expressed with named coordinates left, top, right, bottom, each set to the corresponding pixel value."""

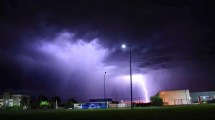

left=16, top=32, right=151, bottom=101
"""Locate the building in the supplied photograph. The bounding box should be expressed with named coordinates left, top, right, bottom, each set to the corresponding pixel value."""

left=0, top=95, right=3, bottom=108
left=74, top=99, right=112, bottom=109
left=0, top=92, right=30, bottom=108
left=190, top=91, right=215, bottom=104
left=157, top=89, right=191, bottom=105
left=74, top=102, right=108, bottom=109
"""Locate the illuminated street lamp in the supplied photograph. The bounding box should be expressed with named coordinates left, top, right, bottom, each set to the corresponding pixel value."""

left=121, top=44, right=126, bottom=49
left=121, top=44, right=133, bottom=109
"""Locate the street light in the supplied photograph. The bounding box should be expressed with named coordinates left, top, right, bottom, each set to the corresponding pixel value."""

left=121, top=44, right=126, bottom=49
left=121, top=44, right=133, bottom=109
left=104, top=72, right=106, bottom=99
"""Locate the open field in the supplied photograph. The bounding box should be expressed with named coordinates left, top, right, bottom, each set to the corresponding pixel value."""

left=1, top=105, right=215, bottom=120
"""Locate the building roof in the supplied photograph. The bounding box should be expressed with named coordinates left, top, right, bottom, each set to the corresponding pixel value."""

left=89, top=98, right=112, bottom=102
left=159, top=89, right=189, bottom=92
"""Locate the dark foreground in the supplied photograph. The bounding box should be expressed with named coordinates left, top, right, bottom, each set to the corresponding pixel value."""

left=1, top=105, right=215, bottom=120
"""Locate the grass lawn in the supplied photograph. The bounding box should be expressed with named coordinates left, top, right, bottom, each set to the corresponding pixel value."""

left=1, top=104, right=215, bottom=120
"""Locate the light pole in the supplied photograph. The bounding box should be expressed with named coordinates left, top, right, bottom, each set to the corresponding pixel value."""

left=104, top=72, right=106, bottom=99
left=121, top=44, right=133, bottom=109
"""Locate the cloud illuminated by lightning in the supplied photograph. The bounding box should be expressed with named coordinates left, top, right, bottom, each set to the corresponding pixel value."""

left=15, top=31, right=153, bottom=102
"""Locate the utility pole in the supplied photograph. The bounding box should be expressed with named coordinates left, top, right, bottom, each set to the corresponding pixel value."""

left=104, top=72, right=106, bottom=99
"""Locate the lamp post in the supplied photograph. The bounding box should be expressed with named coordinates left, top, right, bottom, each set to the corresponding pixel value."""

left=104, top=72, right=106, bottom=99
left=121, top=44, right=133, bottom=109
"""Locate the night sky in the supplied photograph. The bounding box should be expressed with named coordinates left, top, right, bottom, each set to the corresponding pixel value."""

left=0, top=0, right=215, bottom=102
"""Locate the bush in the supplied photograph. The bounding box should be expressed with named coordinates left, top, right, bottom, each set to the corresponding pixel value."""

left=40, top=101, right=51, bottom=109
left=4, top=106, right=22, bottom=111
left=30, top=102, right=39, bottom=109
left=150, top=96, right=163, bottom=106
left=134, top=102, right=152, bottom=107
left=208, top=99, right=215, bottom=104
left=64, top=98, right=77, bottom=109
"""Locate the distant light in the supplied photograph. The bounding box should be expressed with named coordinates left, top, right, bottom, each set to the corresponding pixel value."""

left=121, top=44, right=126, bottom=49
left=203, top=96, right=206, bottom=99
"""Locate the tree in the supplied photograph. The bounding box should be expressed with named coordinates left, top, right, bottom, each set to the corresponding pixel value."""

left=50, top=96, right=61, bottom=109
left=29, top=97, right=39, bottom=109
left=20, top=96, right=29, bottom=107
left=51, top=96, right=61, bottom=105
left=37, top=95, right=48, bottom=103
left=65, top=98, right=78, bottom=109
left=31, top=95, right=49, bottom=109
left=150, top=96, right=163, bottom=106
left=40, top=101, right=50, bottom=109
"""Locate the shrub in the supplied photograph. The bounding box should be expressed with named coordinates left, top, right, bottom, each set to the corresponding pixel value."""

left=150, top=96, right=163, bottom=106
left=30, top=102, right=39, bottom=109
left=40, top=101, right=51, bottom=109
left=134, top=102, right=152, bottom=107
left=64, top=98, right=78, bottom=109
left=4, top=106, right=22, bottom=111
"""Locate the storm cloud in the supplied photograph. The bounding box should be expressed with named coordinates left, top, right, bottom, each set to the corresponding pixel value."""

left=1, top=0, right=215, bottom=102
